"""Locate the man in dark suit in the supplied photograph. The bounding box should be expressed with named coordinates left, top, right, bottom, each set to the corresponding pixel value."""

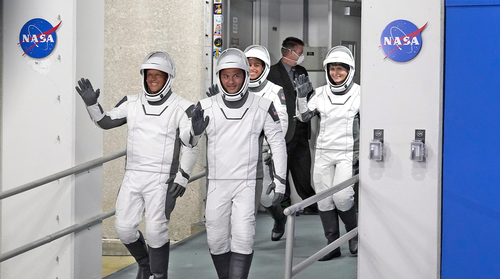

left=267, top=37, right=318, bottom=215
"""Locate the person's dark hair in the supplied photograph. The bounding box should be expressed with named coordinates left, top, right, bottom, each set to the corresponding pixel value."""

left=281, top=37, right=305, bottom=56
left=329, top=62, right=350, bottom=72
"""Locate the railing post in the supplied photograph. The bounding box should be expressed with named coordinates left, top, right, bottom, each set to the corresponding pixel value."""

left=284, top=214, right=296, bottom=279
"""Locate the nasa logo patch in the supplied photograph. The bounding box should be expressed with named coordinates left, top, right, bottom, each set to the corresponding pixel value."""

left=380, top=20, right=427, bottom=62
left=19, top=18, right=61, bottom=59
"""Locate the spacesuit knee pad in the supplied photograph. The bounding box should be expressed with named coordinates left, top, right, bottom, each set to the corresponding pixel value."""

left=230, top=223, right=255, bottom=255
left=207, top=236, right=231, bottom=255
left=145, top=221, right=169, bottom=248
left=114, top=223, right=139, bottom=245
left=332, top=187, right=355, bottom=211
left=317, top=198, right=335, bottom=212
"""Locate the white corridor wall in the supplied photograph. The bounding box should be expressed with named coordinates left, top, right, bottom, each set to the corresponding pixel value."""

left=1, top=1, right=104, bottom=278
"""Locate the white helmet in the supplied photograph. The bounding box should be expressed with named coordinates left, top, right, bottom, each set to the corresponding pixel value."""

left=215, top=48, right=250, bottom=101
left=140, top=51, right=175, bottom=101
left=244, top=45, right=271, bottom=88
left=323, top=46, right=355, bottom=94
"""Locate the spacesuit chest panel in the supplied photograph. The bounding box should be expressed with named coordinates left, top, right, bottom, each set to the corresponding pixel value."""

left=315, top=84, right=360, bottom=151
left=203, top=94, right=267, bottom=180
left=125, top=94, right=183, bottom=173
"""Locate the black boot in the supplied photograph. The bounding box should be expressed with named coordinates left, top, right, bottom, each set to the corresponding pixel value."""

left=149, top=241, right=170, bottom=279
left=337, top=206, right=358, bottom=255
left=265, top=205, right=286, bottom=241
left=123, top=231, right=152, bottom=279
left=210, top=251, right=231, bottom=279
left=318, top=210, right=341, bottom=261
left=229, top=252, right=253, bottom=279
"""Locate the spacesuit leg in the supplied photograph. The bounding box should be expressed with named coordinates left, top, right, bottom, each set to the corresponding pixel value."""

left=229, top=251, right=254, bottom=279
left=333, top=152, right=357, bottom=254
left=312, top=149, right=335, bottom=212
left=261, top=152, right=286, bottom=241
left=337, top=205, right=358, bottom=254
left=318, top=209, right=341, bottom=261
left=123, top=231, right=152, bottom=279
left=331, top=155, right=355, bottom=212
left=114, top=171, right=151, bottom=277
left=313, top=150, right=341, bottom=261
left=142, top=173, right=172, bottom=278
left=206, top=180, right=232, bottom=255
left=114, top=171, right=147, bottom=244
left=230, top=180, right=256, bottom=255
left=210, top=251, right=231, bottom=279
left=148, top=241, right=170, bottom=279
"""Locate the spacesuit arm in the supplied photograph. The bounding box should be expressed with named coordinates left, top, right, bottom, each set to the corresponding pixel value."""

left=189, top=102, right=209, bottom=147
left=263, top=103, right=287, bottom=194
left=176, top=144, right=200, bottom=186
left=296, top=89, right=319, bottom=123
left=176, top=104, right=200, bottom=186
left=177, top=104, right=196, bottom=148
left=92, top=96, right=129, bottom=129
left=274, top=88, right=289, bottom=136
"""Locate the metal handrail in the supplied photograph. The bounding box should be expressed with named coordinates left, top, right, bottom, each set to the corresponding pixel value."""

left=0, top=169, right=206, bottom=263
left=283, top=175, right=359, bottom=279
left=0, top=150, right=126, bottom=200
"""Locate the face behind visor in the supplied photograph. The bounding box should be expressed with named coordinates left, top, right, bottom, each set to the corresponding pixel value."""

left=323, top=46, right=355, bottom=94
left=215, top=48, right=250, bottom=102
left=244, top=45, right=271, bottom=88
left=140, top=51, right=175, bottom=102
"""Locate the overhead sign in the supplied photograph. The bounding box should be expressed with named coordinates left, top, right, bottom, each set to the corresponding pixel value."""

left=380, top=20, right=427, bottom=62
left=19, top=18, right=61, bottom=59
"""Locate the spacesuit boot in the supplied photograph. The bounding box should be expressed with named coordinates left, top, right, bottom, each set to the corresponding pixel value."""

left=228, top=252, right=253, bottom=279
left=149, top=241, right=170, bottom=279
left=337, top=206, right=358, bottom=254
left=265, top=204, right=286, bottom=241
left=210, top=251, right=231, bottom=279
left=318, top=210, right=341, bottom=261
left=123, top=231, right=152, bottom=279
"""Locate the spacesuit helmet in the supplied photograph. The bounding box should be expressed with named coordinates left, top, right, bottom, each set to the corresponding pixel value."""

left=215, top=48, right=250, bottom=102
left=140, top=51, right=175, bottom=101
left=244, top=45, right=271, bottom=88
left=323, top=46, right=355, bottom=94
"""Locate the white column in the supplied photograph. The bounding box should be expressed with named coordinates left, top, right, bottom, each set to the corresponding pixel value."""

left=1, top=0, right=104, bottom=278
left=358, top=1, right=444, bottom=279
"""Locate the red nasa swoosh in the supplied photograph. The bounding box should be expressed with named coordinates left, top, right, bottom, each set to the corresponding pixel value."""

left=380, top=22, right=428, bottom=60
left=18, top=21, right=62, bottom=56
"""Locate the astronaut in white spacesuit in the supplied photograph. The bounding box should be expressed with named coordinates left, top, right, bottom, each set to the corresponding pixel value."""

left=190, top=48, right=287, bottom=279
left=75, top=51, right=199, bottom=279
left=244, top=45, right=289, bottom=242
left=295, top=46, right=360, bottom=261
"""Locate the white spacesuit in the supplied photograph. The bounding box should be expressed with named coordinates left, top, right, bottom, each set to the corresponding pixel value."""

left=244, top=45, right=289, bottom=242
left=296, top=46, right=360, bottom=260
left=190, top=48, right=287, bottom=279
left=76, top=51, right=199, bottom=279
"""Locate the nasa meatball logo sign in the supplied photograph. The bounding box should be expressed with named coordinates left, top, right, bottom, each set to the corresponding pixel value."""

left=19, top=18, right=62, bottom=59
left=380, top=20, right=427, bottom=62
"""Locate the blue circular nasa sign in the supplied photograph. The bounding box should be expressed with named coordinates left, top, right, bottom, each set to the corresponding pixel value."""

left=19, top=18, right=60, bottom=59
left=380, top=20, right=427, bottom=62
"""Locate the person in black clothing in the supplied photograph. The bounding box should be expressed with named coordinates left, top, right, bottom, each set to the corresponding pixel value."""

left=267, top=37, right=318, bottom=215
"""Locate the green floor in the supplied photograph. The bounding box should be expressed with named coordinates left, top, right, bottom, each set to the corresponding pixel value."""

left=104, top=212, right=357, bottom=279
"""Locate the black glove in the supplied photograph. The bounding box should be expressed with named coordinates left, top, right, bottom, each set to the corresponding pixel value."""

left=169, top=182, right=186, bottom=199
left=191, top=105, right=209, bottom=136
left=293, top=74, right=313, bottom=99
left=266, top=182, right=284, bottom=207
left=75, top=78, right=100, bottom=106
left=206, top=84, right=220, bottom=97
left=263, top=151, right=273, bottom=165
